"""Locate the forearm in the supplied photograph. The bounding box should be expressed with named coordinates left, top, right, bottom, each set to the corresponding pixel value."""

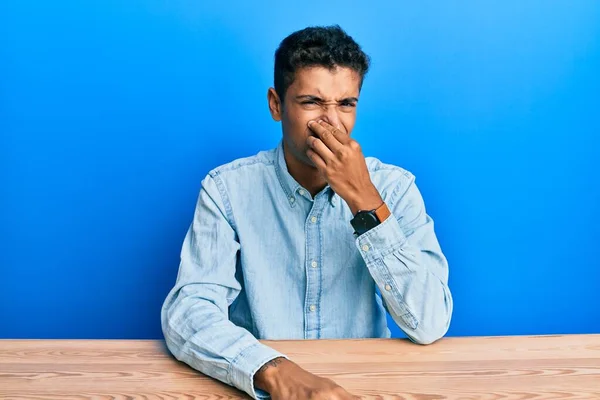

left=161, top=284, right=286, bottom=399
left=357, top=214, right=452, bottom=344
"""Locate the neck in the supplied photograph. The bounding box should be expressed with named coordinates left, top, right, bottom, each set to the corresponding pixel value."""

left=283, top=144, right=327, bottom=197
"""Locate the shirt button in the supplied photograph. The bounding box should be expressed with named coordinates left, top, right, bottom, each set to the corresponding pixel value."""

left=289, top=196, right=295, bottom=203
left=299, top=189, right=306, bottom=196
left=385, top=284, right=392, bottom=291
left=309, top=305, right=316, bottom=312
left=362, top=244, right=369, bottom=251
left=310, top=216, right=318, bottom=223
left=311, top=261, right=318, bottom=268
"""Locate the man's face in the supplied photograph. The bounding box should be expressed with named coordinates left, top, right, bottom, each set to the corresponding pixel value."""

left=269, top=66, right=361, bottom=167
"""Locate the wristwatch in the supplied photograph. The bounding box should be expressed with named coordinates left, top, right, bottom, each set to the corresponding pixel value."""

left=350, top=202, right=391, bottom=236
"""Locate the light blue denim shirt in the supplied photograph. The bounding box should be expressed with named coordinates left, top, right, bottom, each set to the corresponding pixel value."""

left=161, top=141, right=452, bottom=399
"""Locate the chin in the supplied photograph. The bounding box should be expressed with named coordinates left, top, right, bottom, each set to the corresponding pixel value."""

left=299, top=151, right=318, bottom=168
left=289, top=144, right=314, bottom=167
left=304, top=158, right=318, bottom=169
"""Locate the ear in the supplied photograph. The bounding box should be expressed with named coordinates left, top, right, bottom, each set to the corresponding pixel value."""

left=267, top=87, right=282, bottom=121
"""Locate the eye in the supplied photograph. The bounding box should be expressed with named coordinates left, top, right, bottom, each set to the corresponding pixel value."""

left=301, top=100, right=320, bottom=109
left=339, top=101, right=356, bottom=112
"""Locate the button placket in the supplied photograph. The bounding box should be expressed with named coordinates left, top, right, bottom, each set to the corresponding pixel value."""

left=304, top=194, right=326, bottom=339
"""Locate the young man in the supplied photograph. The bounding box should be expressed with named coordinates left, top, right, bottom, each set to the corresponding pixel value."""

left=161, top=25, right=452, bottom=400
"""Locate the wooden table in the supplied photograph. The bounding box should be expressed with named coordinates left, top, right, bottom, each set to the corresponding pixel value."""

left=1, top=335, right=599, bottom=399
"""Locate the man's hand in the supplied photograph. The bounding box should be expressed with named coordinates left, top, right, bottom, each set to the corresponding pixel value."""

left=254, top=357, right=359, bottom=400
left=306, top=120, right=383, bottom=215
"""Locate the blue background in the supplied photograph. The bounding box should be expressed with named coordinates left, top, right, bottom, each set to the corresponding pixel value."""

left=1, top=1, right=599, bottom=339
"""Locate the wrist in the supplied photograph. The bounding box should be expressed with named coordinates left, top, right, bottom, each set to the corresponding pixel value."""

left=347, top=188, right=383, bottom=216
left=254, top=357, right=288, bottom=393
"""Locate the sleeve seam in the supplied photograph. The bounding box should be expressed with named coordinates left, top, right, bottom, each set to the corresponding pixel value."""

left=209, top=172, right=238, bottom=232
left=388, top=172, right=415, bottom=211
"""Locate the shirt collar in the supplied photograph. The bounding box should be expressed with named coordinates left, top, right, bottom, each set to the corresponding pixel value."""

left=274, top=140, right=337, bottom=208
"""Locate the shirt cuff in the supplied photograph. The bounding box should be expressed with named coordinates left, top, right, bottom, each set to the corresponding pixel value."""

left=229, top=342, right=288, bottom=399
left=356, top=213, right=407, bottom=263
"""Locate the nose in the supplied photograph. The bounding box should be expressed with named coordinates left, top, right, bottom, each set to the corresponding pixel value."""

left=320, top=106, right=341, bottom=130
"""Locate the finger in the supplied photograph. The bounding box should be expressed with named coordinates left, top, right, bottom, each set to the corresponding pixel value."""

left=307, top=136, right=335, bottom=163
left=306, top=148, right=327, bottom=171
left=316, top=119, right=351, bottom=145
left=308, top=120, right=344, bottom=152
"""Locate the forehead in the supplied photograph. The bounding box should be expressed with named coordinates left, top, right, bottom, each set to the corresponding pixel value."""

left=288, top=66, right=361, bottom=98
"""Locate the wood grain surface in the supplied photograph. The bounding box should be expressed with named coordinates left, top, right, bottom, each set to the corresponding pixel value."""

left=1, top=335, right=599, bottom=399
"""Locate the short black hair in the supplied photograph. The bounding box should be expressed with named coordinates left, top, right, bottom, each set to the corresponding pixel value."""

left=274, top=25, right=370, bottom=102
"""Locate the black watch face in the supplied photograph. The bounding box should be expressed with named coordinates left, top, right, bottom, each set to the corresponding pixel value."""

left=352, top=212, right=379, bottom=234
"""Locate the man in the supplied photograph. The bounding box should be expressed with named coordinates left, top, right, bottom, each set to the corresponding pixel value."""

left=161, top=25, right=452, bottom=399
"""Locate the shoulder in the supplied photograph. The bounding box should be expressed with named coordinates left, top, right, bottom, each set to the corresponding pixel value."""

left=366, top=156, right=414, bottom=184
left=197, top=147, right=277, bottom=199
left=206, top=147, right=277, bottom=180
left=365, top=156, right=417, bottom=205
left=197, top=147, right=277, bottom=223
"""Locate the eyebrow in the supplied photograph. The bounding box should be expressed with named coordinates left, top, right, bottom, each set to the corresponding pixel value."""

left=295, top=95, right=359, bottom=103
